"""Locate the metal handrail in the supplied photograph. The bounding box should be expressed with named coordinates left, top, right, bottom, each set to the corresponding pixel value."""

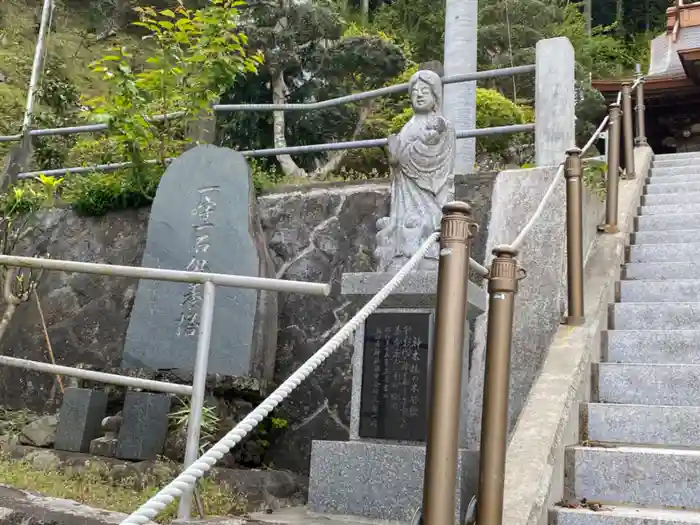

left=0, top=64, right=535, bottom=143
left=16, top=123, right=536, bottom=179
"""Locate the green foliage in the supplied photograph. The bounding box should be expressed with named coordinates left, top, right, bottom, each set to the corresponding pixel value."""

left=582, top=159, right=608, bottom=200
left=169, top=397, right=221, bottom=454
left=85, top=0, right=261, bottom=180
left=66, top=168, right=160, bottom=216
left=218, top=0, right=406, bottom=175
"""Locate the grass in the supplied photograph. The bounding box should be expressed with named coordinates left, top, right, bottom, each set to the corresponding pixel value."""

left=0, top=452, right=247, bottom=522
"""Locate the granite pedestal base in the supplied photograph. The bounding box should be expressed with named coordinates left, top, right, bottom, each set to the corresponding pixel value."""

left=308, top=440, right=479, bottom=524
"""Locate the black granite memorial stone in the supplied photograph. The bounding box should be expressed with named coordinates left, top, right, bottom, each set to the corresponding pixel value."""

left=359, top=312, right=433, bottom=441
left=116, top=391, right=171, bottom=461
left=54, top=388, right=108, bottom=453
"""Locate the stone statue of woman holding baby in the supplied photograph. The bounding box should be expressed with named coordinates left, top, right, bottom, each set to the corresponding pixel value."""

left=374, top=70, right=457, bottom=273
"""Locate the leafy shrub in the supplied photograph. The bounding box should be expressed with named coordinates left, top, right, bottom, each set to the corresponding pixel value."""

left=67, top=168, right=160, bottom=216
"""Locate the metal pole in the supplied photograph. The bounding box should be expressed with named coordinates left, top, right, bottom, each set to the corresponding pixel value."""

left=621, top=82, right=636, bottom=179
left=0, top=355, right=193, bottom=395
left=178, top=281, right=216, bottom=520
left=565, top=148, right=585, bottom=325
left=0, top=253, right=331, bottom=296
left=635, top=79, right=648, bottom=147
left=600, top=103, right=621, bottom=234
left=474, top=246, right=520, bottom=525
left=22, top=0, right=53, bottom=132
left=422, top=202, right=475, bottom=525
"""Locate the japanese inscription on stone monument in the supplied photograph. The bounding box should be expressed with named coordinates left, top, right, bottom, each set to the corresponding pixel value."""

left=359, top=312, right=432, bottom=441
left=177, top=185, right=220, bottom=337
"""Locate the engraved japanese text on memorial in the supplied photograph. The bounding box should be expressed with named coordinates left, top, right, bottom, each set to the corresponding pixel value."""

left=177, top=186, right=220, bottom=337
left=359, top=312, right=432, bottom=441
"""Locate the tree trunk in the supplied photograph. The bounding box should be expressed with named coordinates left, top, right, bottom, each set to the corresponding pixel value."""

left=443, top=0, right=479, bottom=175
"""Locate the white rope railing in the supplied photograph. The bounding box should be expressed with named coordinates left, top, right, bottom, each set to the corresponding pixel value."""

left=119, top=232, right=441, bottom=525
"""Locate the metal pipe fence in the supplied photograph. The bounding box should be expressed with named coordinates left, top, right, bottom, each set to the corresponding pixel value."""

left=0, top=252, right=331, bottom=523
left=16, top=123, right=535, bottom=180
left=0, top=64, right=535, bottom=144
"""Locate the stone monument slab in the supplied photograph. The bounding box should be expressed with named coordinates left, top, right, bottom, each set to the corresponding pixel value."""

left=121, top=145, right=277, bottom=379
left=358, top=311, right=432, bottom=441
left=116, top=391, right=171, bottom=461
left=54, top=388, right=108, bottom=453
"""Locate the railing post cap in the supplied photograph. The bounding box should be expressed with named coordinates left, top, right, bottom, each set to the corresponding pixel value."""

left=492, top=244, right=518, bottom=257
left=621, top=80, right=632, bottom=87
left=610, top=102, right=621, bottom=109
left=566, top=147, right=582, bottom=156
left=442, top=201, right=472, bottom=215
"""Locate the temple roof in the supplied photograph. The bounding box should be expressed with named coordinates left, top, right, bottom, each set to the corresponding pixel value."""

left=592, top=1, right=700, bottom=104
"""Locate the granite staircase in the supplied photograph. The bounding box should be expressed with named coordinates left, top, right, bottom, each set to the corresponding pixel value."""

left=551, top=151, right=700, bottom=525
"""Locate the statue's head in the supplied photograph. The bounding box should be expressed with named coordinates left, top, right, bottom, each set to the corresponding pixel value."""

left=409, top=70, right=442, bottom=114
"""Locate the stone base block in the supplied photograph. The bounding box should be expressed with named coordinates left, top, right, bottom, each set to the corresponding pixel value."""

left=54, top=387, right=108, bottom=453
left=116, top=391, right=171, bottom=461
left=341, top=271, right=487, bottom=315
left=90, top=437, right=118, bottom=457
left=308, top=440, right=479, bottom=524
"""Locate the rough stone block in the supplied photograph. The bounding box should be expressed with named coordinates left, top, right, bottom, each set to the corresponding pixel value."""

left=552, top=507, right=700, bottom=525
left=122, top=145, right=277, bottom=379
left=623, top=262, right=700, bottom=280
left=598, top=363, right=700, bottom=406
left=89, top=436, right=118, bottom=457
left=636, top=213, right=700, bottom=232
left=650, top=166, right=700, bottom=178
left=308, top=440, right=478, bottom=523
left=628, top=242, right=700, bottom=263
left=655, top=151, right=700, bottom=161
left=586, top=403, right=700, bottom=447
left=567, top=445, right=700, bottom=509
left=631, top=229, right=700, bottom=245
left=535, top=37, right=575, bottom=166
left=647, top=173, right=700, bottom=184
left=464, top=166, right=566, bottom=447
left=619, top=280, right=700, bottom=302
left=54, top=387, right=108, bottom=453
left=645, top=181, right=700, bottom=195
left=643, top=191, right=700, bottom=206
left=611, top=303, right=700, bottom=330
left=605, top=330, right=700, bottom=364
left=116, top=391, right=171, bottom=461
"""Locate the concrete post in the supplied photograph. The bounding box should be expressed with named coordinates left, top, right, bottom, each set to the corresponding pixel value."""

left=535, top=38, right=576, bottom=167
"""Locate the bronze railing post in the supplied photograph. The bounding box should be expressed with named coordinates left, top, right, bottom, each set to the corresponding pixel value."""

left=599, top=103, right=621, bottom=234
left=565, top=147, right=585, bottom=325
left=621, top=82, right=635, bottom=179
left=474, top=246, right=521, bottom=525
left=422, top=201, right=475, bottom=525
left=635, top=78, right=648, bottom=147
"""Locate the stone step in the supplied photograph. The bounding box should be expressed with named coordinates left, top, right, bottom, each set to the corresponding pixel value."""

left=586, top=403, right=700, bottom=447
left=623, top=262, right=700, bottom=280
left=635, top=213, right=700, bottom=232
left=551, top=506, right=700, bottom=525
left=630, top=230, right=700, bottom=245
left=598, top=363, right=700, bottom=406
left=619, top=280, right=700, bottom=302
left=605, top=330, right=700, bottom=364
left=639, top=203, right=700, bottom=216
left=650, top=167, right=700, bottom=179
left=653, top=156, right=700, bottom=169
left=645, top=181, right=700, bottom=194
left=567, top=446, right=700, bottom=510
left=642, top=191, right=700, bottom=206
left=655, top=151, right=700, bottom=161
left=610, top=302, right=700, bottom=330
left=627, top=242, right=700, bottom=263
